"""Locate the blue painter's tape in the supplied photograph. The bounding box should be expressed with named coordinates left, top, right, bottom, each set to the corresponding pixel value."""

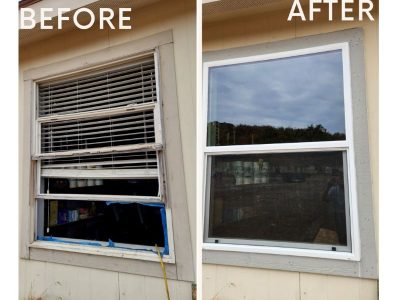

left=160, top=207, right=169, bottom=256
left=39, top=202, right=170, bottom=256
left=105, top=201, right=130, bottom=206
left=138, top=202, right=164, bottom=208
left=105, top=201, right=164, bottom=208
left=37, top=236, right=102, bottom=247
left=137, top=202, right=169, bottom=255
left=108, top=239, right=115, bottom=247
left=37, top=236, right=159, bottom=253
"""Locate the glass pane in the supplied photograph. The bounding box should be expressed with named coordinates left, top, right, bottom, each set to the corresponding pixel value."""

left=43, top=178, right=158, bottom=196
left=207, top=152, right=350, bottom=250
left=41, top=200, right=165, bottom=247
left=207, top=50, right=346, bottom=146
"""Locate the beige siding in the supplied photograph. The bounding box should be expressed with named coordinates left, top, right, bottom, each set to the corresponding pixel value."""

left=119, top=272, right=192, bottom=300
left=20, top=259, right=192, bottom=300
left=203, top=264, right=300, bottom=300
left=203, top=264, right=378, bottom=300
left=300, top=273, right=378, bottom=300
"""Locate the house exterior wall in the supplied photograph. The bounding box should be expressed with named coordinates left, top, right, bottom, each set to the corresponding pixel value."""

left=203, top=264, right=378, bottom=300
left=202, top=5, right=378, bottom=300
left=19, top=0, right=196, bottom=299
left=20, top=260, right=193, bottom=300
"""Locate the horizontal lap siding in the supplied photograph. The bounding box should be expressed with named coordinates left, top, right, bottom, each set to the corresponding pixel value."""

left=203, top=264, right=377, bottom=300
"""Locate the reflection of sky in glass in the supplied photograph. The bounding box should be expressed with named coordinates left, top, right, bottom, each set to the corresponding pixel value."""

left=208, top=50, right=346, bottom=135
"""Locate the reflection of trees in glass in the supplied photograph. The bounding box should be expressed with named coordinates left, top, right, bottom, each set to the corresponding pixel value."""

left=207, top=121, right=346, bottom=146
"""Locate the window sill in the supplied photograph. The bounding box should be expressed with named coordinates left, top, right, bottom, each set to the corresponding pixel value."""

left=203, top=242, right=360, bottom=261
left=30, top=241, right=175, bottom=264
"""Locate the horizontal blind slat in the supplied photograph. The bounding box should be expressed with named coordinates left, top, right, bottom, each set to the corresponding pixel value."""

left=41, top=168, right=159, bottom=179
left=39, top=90, right=156, bottom=115
left=39, top=73, right=155, bottom=104
left=39, top=64, right=155, bottom=97
left=41, top=113, right=153, bottom=135
left=35, top=143, right=162, bottom=159
left=39, top=59, right=154, bottom=93
left=39, top=96, right=157, bottom=116
left=40, top=111, right=153, bottom=131
left=41, top=110, right=155, bottom=153
left=41, top=133, right=155, bottom=150
left=42, top=158, right=157, bottom=169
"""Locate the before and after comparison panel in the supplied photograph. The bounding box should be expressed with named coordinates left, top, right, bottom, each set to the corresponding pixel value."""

left=18, top=0, right=378, bottom=299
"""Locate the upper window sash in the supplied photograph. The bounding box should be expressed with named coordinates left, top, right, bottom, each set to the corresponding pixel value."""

left=32, top=52, right=164, bottom=159
left=36, top=56, right=157, bottom=118
left=202, top=43, right=354, bottom=154
left=202, top=43, right=360, bottom=260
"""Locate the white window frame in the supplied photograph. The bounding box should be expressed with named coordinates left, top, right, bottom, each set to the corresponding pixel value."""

left=202, top=42, right=361, bottom=261
left=30, top=50, right=176, bottom=263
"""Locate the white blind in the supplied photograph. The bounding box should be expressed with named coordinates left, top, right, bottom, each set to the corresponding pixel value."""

left=36, top=55, right=163, bottom=187
left=40, top=151, right=159, bottom=179
left=41, top=110, right=155, bottom=153
left=38, top=58, right=157, bottom=117
left=41, top=151, right=158, bottom=170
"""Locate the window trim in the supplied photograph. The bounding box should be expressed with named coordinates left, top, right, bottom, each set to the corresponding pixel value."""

left=202, top=42, right=360, bottom=261
left=21, top=30, right=195, bottom=281
left=201, top=29, right=377, bottom=279
left=203, top=151, right=353, bottom=256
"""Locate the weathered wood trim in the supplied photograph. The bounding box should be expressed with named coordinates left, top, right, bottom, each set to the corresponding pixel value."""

left=24, top=31, right=173, bottom=81
left=21, top=30, right=195, bottom=282
left=159, top=42, right=196, bottom=282
left=29, top=247, right=179, bottom=280
left=20, top=80, right=34, bottom=259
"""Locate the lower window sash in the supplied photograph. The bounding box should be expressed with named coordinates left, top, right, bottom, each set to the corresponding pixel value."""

left=204, top=150, right=353, bottom=253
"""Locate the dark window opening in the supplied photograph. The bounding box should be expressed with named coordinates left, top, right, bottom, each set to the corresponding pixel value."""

left=42, top=200, right=165, bottom=248
left=43, top=178, right=159, bottom=196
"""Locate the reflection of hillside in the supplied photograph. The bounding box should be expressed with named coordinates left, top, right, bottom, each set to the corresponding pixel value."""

left=208, top=121, right=346, bottom=145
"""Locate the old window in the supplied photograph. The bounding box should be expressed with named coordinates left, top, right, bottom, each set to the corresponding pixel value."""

left=203, top=44, right=359, bottom=256
left=33, top=54, right=169, bottom=254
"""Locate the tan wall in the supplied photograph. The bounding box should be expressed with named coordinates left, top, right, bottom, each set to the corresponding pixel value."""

left=19, top=0, right=196, bottom=298
left=202, top=5, right=378, bottom=300
left=20, top=260, right=192, bottom=300
left=203, top=265, right=377, bottom=300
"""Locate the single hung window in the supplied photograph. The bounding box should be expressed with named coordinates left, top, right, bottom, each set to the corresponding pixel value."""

left=204, top=44, right=358, bottom=255
left=33, top=54, right=169, bottom=253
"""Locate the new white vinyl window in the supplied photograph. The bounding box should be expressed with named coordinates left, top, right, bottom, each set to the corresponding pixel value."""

left=203, top=43, right=360, bottom=260
left=33, top=53, right=171, bottom=256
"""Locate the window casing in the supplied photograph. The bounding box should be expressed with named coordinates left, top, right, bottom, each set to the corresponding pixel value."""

left=22, top=32, right=194, bottom=281
left=32, top=52, right=172, bottom=256
left=203, top=43, right=361, bottom=260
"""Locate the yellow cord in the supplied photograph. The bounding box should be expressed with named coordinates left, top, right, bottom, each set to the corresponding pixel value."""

left=156, top=244, right=171, bottom=300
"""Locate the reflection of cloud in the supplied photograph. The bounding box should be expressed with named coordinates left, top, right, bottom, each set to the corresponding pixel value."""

left=208, top=50, right=346, bottom=134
